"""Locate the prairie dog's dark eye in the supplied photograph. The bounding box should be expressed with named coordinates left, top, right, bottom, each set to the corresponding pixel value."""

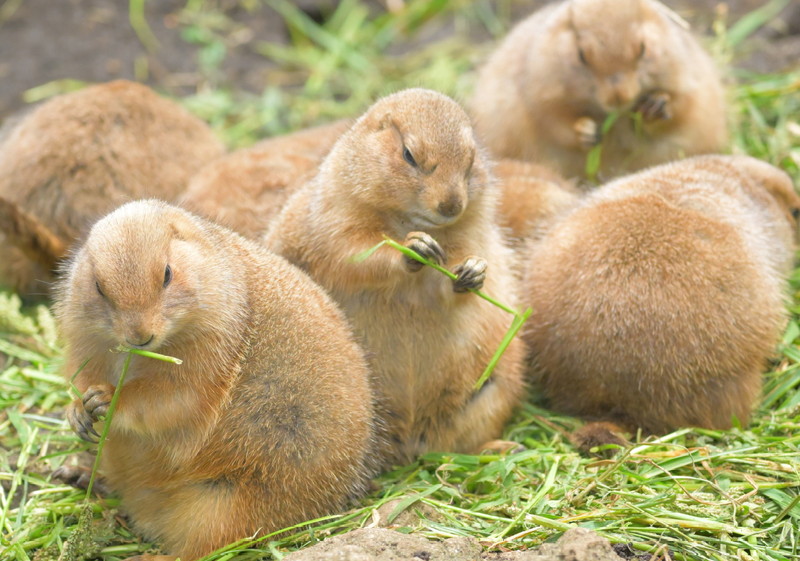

left=403, top=146, right=418, bottom=168
left=578, top=47, right=588, bottom=66
left=791, top=208, right=800, bottom=220
left=163, top=264, right=172, bottom=288
left=95, top=281, right=104, bottom=298
left=638, top=42, right=646, bottom=59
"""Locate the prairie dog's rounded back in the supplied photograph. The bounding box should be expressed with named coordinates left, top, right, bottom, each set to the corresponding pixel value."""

left=0, top=80, right=225, bottom=297
left=522, top=155, right=797, bottom=433
left=56, top=200, right=377, bottom=560
left=182, top=119, right=351, bottom=239
left=493, top=159, right=582, bottom=245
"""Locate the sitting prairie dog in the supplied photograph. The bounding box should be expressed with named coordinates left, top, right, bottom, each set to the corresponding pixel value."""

left=522, top=155, right=799, bottom=435
left=0, top=80, right=225, bottom=299
left=55, top=200, right=376, bottom=561
left=182, top=119, right=350, bottom=238
left=493, top=159, right=582, bottom=246
left=264, top=88, right=526, bottom=465
left=470, top=0, right=728, bottom=182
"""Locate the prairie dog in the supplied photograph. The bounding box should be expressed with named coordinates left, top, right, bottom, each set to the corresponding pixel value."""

left=522, top=155, right=799, bottom=434
left=470, top=0, right=728, bottom=182
left=264, top=88, right=525, bottom=465
left=182, top=119, right=350, bottom=238
left=493, top=159, right=582, bottom=246
left=0, top=80, right=225, bottom=298
left=56, top=200, right=376, bottom=561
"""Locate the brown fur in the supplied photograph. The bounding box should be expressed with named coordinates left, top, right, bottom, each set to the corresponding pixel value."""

left=55, top=200, right=376, bottom=561
left=181, top=120, right=350, bottom=238
left=522, top=155, right=799, bottom=433
left=0, top=80, right=225, bottom=298
left=493, top=159, right=582, bottom=245
left=470, top=0, right=728, bottom=182
left=263, top=88, right=526, bottom=465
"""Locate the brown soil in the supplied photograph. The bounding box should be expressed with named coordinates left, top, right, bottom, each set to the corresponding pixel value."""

left=282, top=527, right=626, bottom=561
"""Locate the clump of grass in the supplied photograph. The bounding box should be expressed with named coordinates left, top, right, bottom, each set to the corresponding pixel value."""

left=179, top=0, right=500, bottom=147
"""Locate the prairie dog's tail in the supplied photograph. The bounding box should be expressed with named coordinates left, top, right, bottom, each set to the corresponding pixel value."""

left=0, top=197, right=66, bottom=271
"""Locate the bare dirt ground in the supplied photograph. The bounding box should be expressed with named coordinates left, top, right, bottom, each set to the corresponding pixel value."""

left=1, top=0, right=798, bottom=121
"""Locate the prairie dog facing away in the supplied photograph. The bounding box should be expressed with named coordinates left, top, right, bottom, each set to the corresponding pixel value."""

left=56, top=200, right=376, bottom=561
left=0, top=80, right=225, bottom=299
left=470, top=0, right=728, bottom=182
left=493, top=159, right=582, bottom=246
left=522, top=155, right=799, bottom=434
left=264, top=88, right=526, bottom=465
left=182, top=119, right=351, bottom=238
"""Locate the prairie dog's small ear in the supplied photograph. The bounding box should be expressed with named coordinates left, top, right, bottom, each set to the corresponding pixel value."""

left=377, top=112, right=393, bottom=131
left=169, top=221, right=185, bottom=242
left=168, top=215, right=199, bottom=243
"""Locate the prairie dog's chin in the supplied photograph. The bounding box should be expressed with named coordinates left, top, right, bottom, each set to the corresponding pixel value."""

left=406, top=211, right=460, bottom=230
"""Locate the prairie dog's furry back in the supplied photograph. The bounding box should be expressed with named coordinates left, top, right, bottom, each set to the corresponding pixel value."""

left=182, top=119, right=351, bottom=238
left=56, top=200, right=376, bottom=560
left=0, top=80, right=225, bottom=298
left=522, top=155, right=798, bottom=434
left=492, top=159, right=582, bottom=246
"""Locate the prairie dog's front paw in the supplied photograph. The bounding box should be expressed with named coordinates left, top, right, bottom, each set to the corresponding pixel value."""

left=452, top=256, right=488, bottom=293
left=636, top=91, right=672, bottom=121
left=66, top=384, right=114, bottom=442
left=574, top=117, right=600, bottom=148
left=403, top=231, right=445, bottom=272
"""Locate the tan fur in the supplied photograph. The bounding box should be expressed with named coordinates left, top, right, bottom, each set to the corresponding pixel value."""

left=0, top=80, right=225, bottom=298
left=263, top=89, right=526, bottom=465
left=522, top=155, right=799, bottom=433
left=470, top=0, right=728, bottom=181
left=55, top=200, right=376, bottom=561
left=182, top=120, right=350, bottom=238
left=493, top=159, right=582, bottom=245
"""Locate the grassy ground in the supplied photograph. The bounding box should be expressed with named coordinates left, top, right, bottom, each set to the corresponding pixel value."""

left=2, top=1, right=800, bottom=560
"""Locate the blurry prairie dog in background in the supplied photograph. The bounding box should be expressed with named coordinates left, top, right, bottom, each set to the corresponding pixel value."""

left=470, top=0, right=728, bottom=183
left=264, top=88, right=526, bottom=465
left=522, top=155, right=799, bottom=436
left=492, top=159, right=582, bottom=246
left=56, top=200, right=376, bottom=561
left=0, top=80, right=224, bottom=299
left=182, top=119, right=350, bottom=238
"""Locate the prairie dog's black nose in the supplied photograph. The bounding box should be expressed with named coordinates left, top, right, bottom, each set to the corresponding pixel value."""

left=126, top=334, right=154, bottom=348
left=437, top=195, right=464, bottom=218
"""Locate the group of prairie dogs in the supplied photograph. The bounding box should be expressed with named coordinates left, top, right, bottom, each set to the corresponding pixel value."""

left=2, top=1, right=798, bottom=560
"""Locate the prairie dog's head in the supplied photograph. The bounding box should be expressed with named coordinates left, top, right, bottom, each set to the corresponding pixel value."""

left=567, top=0, right=656, bottom=112
left=58, top=200, right=226, bottom=353
left=330, top=88, right=487, bottom=230
left=727, top=155, right=800, bottom=236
